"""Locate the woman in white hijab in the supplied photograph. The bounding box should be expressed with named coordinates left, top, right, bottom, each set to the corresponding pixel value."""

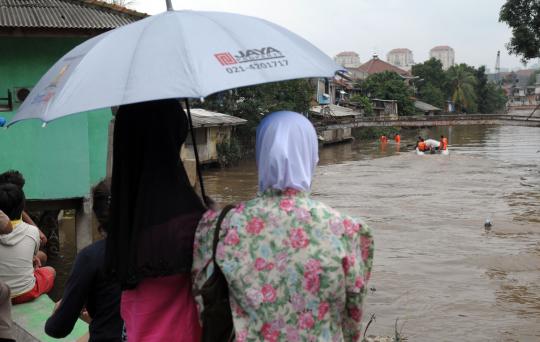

left=192, top=111, right=374, bottom=342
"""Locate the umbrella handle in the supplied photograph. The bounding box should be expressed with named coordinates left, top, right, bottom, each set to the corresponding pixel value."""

left=184, top=99, right=208, bottom=207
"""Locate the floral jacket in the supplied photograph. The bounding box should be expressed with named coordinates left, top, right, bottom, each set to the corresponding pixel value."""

left=192, top=189, right=374, bottom=342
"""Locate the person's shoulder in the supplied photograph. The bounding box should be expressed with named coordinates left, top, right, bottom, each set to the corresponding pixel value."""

left=309, top=198, right=370, bottom=231
left=18, top=222, right=40, bottom=239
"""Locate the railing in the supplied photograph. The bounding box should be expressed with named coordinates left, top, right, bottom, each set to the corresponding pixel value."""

left=314, top=114, right=540, bottom=129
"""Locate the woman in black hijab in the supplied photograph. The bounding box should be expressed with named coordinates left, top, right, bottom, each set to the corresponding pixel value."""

left=105, top=99, right=205, bottom=341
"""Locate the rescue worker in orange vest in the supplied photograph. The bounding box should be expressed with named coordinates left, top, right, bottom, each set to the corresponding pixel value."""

left=394, top=133, right=401, bottom=143
left=440, top=135, right=448, bottom=150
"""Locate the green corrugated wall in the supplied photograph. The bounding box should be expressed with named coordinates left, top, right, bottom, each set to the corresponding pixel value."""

left=0, top=37, right=111, bottom=200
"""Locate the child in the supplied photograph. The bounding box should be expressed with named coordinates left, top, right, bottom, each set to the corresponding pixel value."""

left=0, top=183, right=55, bottom=304
left=0, top=210, right=14, bottom=342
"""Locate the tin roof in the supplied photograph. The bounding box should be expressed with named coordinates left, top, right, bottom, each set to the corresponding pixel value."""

left=0, top=0, right=147, bottom=30
left=310, top=104, right=361, bottom=118
left=190, top=108, right=247, bottom=128
left=414, top=100, right=441, bottom=112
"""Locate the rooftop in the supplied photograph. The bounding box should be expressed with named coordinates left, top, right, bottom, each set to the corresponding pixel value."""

left=310, top=104, right=361, bottom=118
left=335, top=51, right=359, bottom=57
left=388, top=48, right=412, bottom=53
left=415, top=100, right=441, bottom=112
left=355, top=55, right=410, bottom=76
left=431, top=45, right=453, bottom=51
left=0, top=0, right=147, bottom=31
left=190, top=108, right=247, bottom=128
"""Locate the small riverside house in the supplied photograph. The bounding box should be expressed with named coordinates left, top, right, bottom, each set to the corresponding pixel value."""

left=0, top=0, right=147, bottom=250
left=182, top=108, right=247, bottom=164
left=309, top=105, right=359, bottom=144
left=414, top=100, right=442, bottom=116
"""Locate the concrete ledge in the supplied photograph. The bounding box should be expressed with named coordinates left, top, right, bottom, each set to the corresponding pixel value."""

left=12, top=295, right=87, bottom=342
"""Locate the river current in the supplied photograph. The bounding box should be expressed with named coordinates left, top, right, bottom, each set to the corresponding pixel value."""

left=203, top=125, right=540, bottom=342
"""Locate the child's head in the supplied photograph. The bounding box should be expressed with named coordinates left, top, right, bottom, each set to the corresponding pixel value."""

left=0, top=170, right=25, bottom=189
left=92, top=179, right=111, bottom=235
left=0, top=183, right=25, bottom=220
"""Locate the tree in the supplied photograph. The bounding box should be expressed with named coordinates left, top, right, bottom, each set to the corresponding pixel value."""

left=411, top=58, right=448, bottom=92
left=418, top=83, right=446, bottom=109
left=105, top=0, right=136, bottom=7
left=499, top=0, right=540, bottom=61
left=447, top=64, right=478, bottom=113
left=199, top=79, right=315, bottom=136
left=350, top=94, right=373, bottom=115
left=356, top=71, right=415, bottom=115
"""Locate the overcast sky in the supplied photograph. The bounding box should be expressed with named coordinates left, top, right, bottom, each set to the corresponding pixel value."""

left=131, top=0, right=537, bottom=71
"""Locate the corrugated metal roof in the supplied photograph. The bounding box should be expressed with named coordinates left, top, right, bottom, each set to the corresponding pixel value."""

left=310, top=104, right=361, bottom=118
left=0, top=0, right=146, bottom=29
left=414, top=100, right=441, bottom=112
left=190, top=108, right=247, bottom=128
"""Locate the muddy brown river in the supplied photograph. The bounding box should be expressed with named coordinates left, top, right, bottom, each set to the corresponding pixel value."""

left=203, top=125, right=540, bottom=342
left=48, top=124, right=539, bottom=341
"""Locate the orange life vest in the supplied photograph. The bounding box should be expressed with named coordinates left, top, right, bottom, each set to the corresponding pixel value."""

left=441, top=138, right=448, bottom=150
left=418, top=141, right=426, bottom=151
left=395, top=135, right=401, bottom=143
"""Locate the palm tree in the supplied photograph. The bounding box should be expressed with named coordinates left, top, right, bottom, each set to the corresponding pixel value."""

left=447, top=64, right=477, bottom=113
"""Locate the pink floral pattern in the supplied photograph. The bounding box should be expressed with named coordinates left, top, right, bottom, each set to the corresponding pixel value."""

left=193, top=189, right=374, bottom=342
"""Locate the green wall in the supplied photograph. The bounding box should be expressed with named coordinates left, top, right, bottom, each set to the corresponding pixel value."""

left=0, top=37, right=111, bottom=200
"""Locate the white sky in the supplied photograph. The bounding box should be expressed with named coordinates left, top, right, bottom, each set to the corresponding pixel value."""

left=131, top=0, right=538, bottom=70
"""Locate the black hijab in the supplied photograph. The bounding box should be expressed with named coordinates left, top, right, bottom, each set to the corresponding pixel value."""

left=105, top=99, right=205, bottom=289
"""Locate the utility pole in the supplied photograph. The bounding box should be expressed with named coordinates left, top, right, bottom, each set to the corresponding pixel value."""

left=166, top=0, right=173, bottom=11
left=495, top=50, right=501, bottom=87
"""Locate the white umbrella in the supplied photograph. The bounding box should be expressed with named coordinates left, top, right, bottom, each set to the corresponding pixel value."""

left=9, top=9, right=342, bottom=202
left=9, top=10, right=342, bottom=125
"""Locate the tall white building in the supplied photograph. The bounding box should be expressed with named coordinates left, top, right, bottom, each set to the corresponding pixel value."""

left=334, top=51, right=361, bottom=68
left=429, top=46, right=455, bottom=70
left=386, top=48, right=414, bottom=71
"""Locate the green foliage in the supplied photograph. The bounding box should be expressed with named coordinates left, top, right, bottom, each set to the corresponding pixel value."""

left=476, top=66, right=508, bottom=113
left=199, top=79, right=315, bottom=136
left=350, top=94, right=374, bottom=115
left=356, top=71, right=415, bottom=115
left=417, top=83, right=445, bottom=109
left=411, top=58, right=449, bottom=93
left=216, top=135, right=242, bottom=167
left=353, top=126, right=399, bottom=140
left=447, top=64, right=478, bottom=113
left=528, top=69, right=540, bottom=85
left=499, top=0, right=540, bottom=61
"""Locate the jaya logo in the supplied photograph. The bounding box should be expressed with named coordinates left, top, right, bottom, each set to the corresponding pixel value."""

left=215, top=47, right=284, bottom=65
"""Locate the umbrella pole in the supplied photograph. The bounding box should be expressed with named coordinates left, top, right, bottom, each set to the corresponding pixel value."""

left=165, top=0, right=173, bottom=11
left=184, top=99, right=208, bottom=206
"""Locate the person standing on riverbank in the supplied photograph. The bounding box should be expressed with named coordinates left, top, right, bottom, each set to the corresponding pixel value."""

left=193, top=111, right=374, bottom=341
left=105, top=99, right=204, bottom=342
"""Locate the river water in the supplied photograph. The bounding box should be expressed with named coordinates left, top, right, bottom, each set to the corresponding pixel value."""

left=204, top=125, right=540, bottom=342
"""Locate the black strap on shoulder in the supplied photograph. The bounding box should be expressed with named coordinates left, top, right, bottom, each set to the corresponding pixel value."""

left=212, top=205, right=236, bottom=264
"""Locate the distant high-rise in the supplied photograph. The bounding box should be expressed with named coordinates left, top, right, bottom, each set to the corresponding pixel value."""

left=429, top=46, right=455, bottom=70
left=334, top=51, right=361, bottom=68
left=386, top=48, right=414, bottom=71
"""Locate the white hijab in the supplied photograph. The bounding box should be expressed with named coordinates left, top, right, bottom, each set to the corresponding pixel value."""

left=256, top=111, right=319, bottom=192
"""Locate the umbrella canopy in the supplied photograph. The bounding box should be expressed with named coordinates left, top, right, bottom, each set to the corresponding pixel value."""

left=10, top=10, right=342, bottom=125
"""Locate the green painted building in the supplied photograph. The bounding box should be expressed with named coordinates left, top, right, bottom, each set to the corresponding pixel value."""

left=0, top=0, right=146, bottom=201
